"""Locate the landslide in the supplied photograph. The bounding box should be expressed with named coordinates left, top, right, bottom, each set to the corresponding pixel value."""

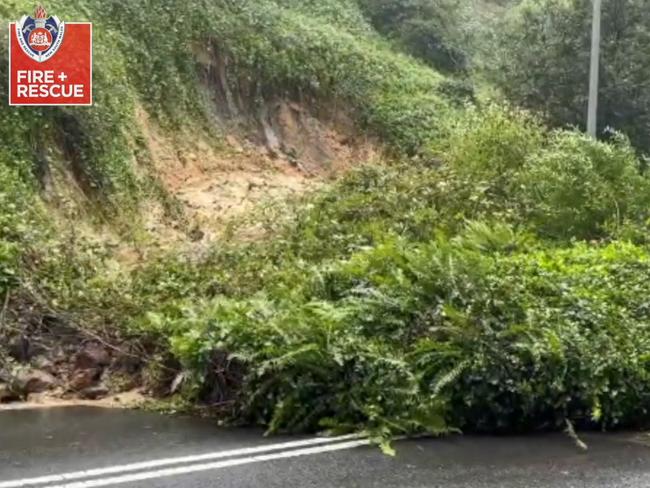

left=2, top=0, right=649, bottom=453
left=0, top=0, right=451, bottom=405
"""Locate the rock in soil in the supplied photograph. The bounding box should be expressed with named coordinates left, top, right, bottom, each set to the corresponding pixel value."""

left=0, top=383, right=19, bottom=403
left=111, top=354, right=143, bottom=375
left=32, top=356, right=57, bottom=374
left=68, top=368, right=101, bottom=391
left=79, top=384, right=109, bottom=400
left=74, top=344, right=111, bottom=370
left=14, top=369, right=57, bottom=394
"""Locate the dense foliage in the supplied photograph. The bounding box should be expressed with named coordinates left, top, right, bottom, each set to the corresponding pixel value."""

left=155, top=236, right=650, bottom=438
left=356, top=0, right=468, bottom=73
left=131, top=106, right=650, bottom=445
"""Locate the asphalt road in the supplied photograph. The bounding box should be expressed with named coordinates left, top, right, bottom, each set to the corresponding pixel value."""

left=1, top=407, right=650, bottom=488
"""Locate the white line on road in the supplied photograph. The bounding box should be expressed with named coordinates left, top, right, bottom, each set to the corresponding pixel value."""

left=8, top=439, right=371, bottom=488
left=0, top=434, right=364, bottom=488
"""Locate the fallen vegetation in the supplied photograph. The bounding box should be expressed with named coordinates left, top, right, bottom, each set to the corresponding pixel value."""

left=136, top=106, right=650, bottom=444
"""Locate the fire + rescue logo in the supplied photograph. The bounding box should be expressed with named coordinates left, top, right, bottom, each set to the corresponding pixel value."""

left=9, top=4, right=92, bottom=106
left=15, top=5, right=65, bottom=63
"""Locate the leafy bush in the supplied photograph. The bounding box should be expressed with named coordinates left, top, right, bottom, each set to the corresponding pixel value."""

left=428, top=104, right=545, bottom=223
left=518, top=132, right=650, bottom=239
left=431, top=105, right=650, bottom=240
left=0, top=243, right=18, bottom=296
left=149, top=232, right=650, bottom=440
left=0, top=164, right=43, bottom=296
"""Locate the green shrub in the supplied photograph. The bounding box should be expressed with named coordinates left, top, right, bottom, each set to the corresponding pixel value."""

left=445, top=241, right=650, bottom=431
left=431, top=105, right=650, bottom=240
left=0, top=164, right=43, bottom=295
left=427, top=104, right=545, bottom=224
left=150, top=232, right=650, bottom=438
left=0, top=242, right=18, bottom=295
left=519, top=132, right=650, bottom=239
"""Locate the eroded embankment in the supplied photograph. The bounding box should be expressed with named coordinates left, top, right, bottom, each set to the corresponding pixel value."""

left=0, top=53, right=383, bottom=407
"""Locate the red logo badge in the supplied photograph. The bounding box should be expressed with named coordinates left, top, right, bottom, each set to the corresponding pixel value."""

left=9, top=5, right=92, bottom=106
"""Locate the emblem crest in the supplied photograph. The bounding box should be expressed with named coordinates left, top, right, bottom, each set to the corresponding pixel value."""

left=15, top=5, right=65, bottom=63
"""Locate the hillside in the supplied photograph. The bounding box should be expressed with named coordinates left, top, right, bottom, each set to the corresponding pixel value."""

left=0, top=0, right=458, bottom=408
left=2, top=0, right=650, bottom=448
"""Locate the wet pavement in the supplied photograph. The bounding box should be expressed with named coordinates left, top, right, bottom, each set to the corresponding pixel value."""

left=1, top=407, right=650, bottom=487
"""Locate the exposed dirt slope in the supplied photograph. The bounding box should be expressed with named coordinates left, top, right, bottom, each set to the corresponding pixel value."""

left=138, top=97, right=380, bottom=245
left=0, top=96, right=382, bottom=408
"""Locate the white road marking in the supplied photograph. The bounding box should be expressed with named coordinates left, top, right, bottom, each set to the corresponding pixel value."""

left=42, top=440, right=371, bottom=488
left=0, top=434, right=364, bottom=488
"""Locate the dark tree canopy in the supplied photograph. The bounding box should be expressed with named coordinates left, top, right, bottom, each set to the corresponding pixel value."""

left=490, top=0, right=650, bottom=154
left=357, top=0, right=468, bottom=72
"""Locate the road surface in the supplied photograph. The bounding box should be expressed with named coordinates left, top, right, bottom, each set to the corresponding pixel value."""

left=1, top=407, right=650, bottom=487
